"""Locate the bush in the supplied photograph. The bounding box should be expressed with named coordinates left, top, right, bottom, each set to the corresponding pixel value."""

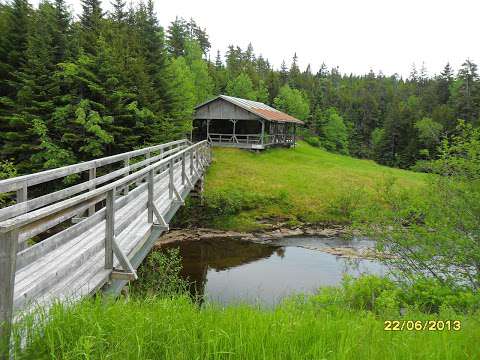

left=326, top=186, right=368, bottom=222
left=401, top=278, right=480, bottom=314
left=204, top=189, right=289, bottom=217
left=131, top=248, right=189, bottom=298
left=313, top=275, right=480, bottom=315
left=304, top=136, right=321, bottom=147
left=342, top=275, right=397, bottom=311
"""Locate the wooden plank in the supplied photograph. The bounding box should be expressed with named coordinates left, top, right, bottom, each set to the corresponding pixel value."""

left=13, top=192, right=152, bottom=308
left=14, top=168, right=171, bottom=288
left=15, top=178, right=150, bottom=271
left=17, top=195, right=103, bottom=244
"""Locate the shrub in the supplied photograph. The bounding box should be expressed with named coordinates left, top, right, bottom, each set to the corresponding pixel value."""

left=341, top=275, right=397, bottom=311
left=326, top=186, right=368, bottom=222
left=400, top=278, right=480, bottom=314
left=131, top=248, right=188, bottom=298
left=304, top=136, right=321, bottom=148
left=314, top=275, right=480, bottom=315
left=204, top=189, right=289, bottom=217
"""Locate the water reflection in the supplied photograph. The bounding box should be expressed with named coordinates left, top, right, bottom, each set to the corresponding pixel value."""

left=161, top=237, right=385, bottom=306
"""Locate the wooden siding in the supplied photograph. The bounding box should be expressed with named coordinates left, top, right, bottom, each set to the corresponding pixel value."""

left=195, top=98, right=260, bottom=121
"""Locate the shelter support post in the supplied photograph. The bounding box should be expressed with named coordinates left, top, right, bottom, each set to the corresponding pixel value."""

left=206, top=120, right=210, bottom=143
left=260, top=120, right=265, bottom=145
left=293, top=124, right=296, bottom=147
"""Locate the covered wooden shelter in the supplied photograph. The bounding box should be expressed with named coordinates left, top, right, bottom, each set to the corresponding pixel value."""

left=193, top=95, right=304, bottom=150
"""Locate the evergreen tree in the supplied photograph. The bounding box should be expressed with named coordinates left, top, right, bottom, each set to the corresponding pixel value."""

left=166, top=17, right=188, bottom=57
left=451, top=59, right=480, bottom=124
left=110, top=0, right=126, bottom=23
left=437, top=63, right=454, bottom=104
left=79, top=0, right=103, bottom=54
left=288, top=53, right=300, bottom=88
left=0, top=0, right=32, bottom=164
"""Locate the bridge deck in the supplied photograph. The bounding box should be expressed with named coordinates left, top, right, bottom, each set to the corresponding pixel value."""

left=0, top=140, right=211, bottom=350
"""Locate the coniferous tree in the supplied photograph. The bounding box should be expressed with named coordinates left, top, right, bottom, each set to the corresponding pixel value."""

left=79, top=0, right=103, bottom=54
left=0, top=0, right=32, bottom=165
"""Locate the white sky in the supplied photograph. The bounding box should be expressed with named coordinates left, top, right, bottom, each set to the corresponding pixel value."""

left=29, top=0, right=480, bottom=77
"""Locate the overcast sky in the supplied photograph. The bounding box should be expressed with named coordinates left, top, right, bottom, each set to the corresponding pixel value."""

left=29, top=0, right=480, bottom=78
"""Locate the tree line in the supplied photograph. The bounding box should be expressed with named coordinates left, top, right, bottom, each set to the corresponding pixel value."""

left=1, top=0, right=480, bottom=175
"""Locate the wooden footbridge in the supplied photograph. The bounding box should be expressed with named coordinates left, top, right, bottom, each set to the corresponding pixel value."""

left=0, top=140, right=211, bottom=351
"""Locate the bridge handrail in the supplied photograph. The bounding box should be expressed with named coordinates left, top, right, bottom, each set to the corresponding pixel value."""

left=0, top=140, right=209, bottom=234
left=0, top=139, right=189, bottom=194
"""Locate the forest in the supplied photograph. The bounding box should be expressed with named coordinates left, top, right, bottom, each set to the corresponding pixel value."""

left=2, top=0, right=480, bottom=176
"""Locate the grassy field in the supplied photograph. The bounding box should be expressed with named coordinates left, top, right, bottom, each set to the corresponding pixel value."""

left=15, top=289, right=480, bottom=360
left=201, top=142, right=428, bottom=230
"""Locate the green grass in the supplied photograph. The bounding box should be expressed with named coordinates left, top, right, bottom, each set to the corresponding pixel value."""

left=203, top=142, right=428, bottom=230
left=15, top=294, right=480, bottom=360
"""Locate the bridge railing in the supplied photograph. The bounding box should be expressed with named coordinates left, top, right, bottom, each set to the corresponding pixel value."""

left=0, top=139, right=190, bottom=223
left=0, top=140, right=211, bottom=354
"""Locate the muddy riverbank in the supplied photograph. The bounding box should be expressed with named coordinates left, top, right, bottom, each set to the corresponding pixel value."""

left=154, top=225, right=390, bottom=260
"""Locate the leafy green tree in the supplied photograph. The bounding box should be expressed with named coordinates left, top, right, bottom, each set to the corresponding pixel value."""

left=414, top=117, right=443, bottom=157
left=162, top=56, right=196, bottom=137
left=320, top=107, right=349, bottom=154
left=256, top=80, right=269, bottom=103
left=273, top=85, right=309, bottom=121
left=226, top=72, right=256, bottom=100
left=184, top=40, right=213, bottom=104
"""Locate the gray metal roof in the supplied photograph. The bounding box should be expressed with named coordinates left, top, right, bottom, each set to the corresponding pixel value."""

left=195, top=95, right=305, bottom=125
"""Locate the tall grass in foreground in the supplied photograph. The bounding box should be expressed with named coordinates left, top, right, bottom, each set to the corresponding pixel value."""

left=12, top=280, right=480, bottom=360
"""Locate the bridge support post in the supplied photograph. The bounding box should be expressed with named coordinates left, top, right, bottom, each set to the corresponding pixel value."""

left=195, top=149, right=200, bottom=172
left=181, top=153, right=186, bottom=185
left=105, top=189, right=115, bottom=270
left=0, top=230, right=18, bottom=359
left=88, top=168, right=96, bottom=216
left=123, top=158, right=130, bottom=196
left=147, top=170, right=154, bottom=223
left=169, top=159, right=174, bottom=199
left=190, top=149, right=194, bottom=176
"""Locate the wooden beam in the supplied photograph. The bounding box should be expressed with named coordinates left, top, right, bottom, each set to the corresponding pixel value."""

left=111, top=269, right=136, bottom=281
left=112, top=237, right=137, bottom=280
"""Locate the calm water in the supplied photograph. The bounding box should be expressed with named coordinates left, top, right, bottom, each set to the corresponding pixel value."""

left=161, top=236, right=386, bottom=305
